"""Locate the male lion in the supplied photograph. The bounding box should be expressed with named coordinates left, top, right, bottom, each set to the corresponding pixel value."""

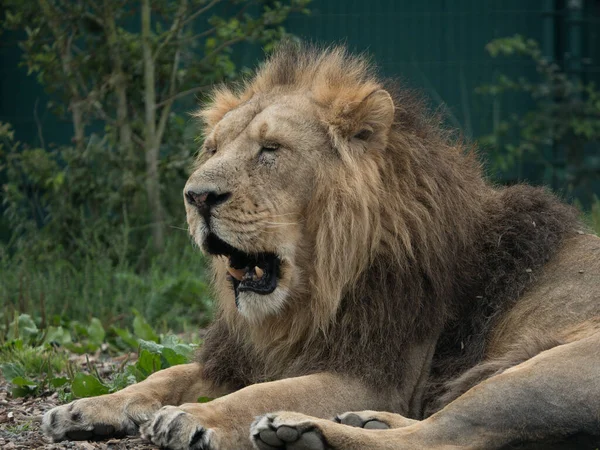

left=43, top=44, right=600, bottom=450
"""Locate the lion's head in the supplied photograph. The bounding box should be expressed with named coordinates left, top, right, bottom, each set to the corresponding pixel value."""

left=185, top=43, right=483, bottom=332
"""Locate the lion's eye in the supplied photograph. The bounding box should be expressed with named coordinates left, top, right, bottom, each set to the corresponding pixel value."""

left=260, top=144, right=280, bottom=153
left=205, top=146, right=217, bottom=156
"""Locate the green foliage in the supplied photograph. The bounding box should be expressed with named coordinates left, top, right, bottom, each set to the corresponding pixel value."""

left=0, top=313, right=197, bottom=399
left=0, top=0, right=310, bottom=329
left=477, top=35, right=600, bottom=205
left=71, top=373, right=109, bottom=398
left=0, top=230, right=214, bottom=331
left=1, top=124, right=187, bottom=261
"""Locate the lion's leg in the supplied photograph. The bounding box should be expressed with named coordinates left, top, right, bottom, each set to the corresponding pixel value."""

left=252, top=332, right=600, bottom=450
left=140, top=372, right=392, bottom=450
left=42, top=363, right=231, bottom=442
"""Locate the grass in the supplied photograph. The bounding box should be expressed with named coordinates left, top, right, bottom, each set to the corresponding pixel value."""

left=0, top=231, right=215, bottom=334
left=4, top=422, right=34, bottom=433
left=586, top=196, right=600, bottom=235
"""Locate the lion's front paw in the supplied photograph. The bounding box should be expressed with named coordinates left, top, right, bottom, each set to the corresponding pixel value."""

left=334, top=410, right=415, bottom=429
left=251, top=413, right=328, bottom=450
left=42, top=393, right=160, bottom=442
left=141, top=405, right=214, bottom=450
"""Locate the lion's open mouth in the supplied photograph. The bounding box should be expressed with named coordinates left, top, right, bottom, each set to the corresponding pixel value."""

left=204, top=233, right=280, bottom=297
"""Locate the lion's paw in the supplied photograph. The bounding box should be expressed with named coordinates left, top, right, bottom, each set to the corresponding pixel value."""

left=335, top=410, right=416, bottom=430
left=251, top=413, right=328, bottom=450
left=334, top=411, right=390, bottom=430
left=140, top=405, right=214, bottom=450
left=42, top=393, right=160, bottom=442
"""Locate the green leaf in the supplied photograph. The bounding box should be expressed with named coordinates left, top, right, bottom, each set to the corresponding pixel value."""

left=44, top=326, right=72, bottom=346
left=136, top=349, right=161, bottom=378
left=11, top=376, right=38, bottom=388
left=0, top=362, right=26, bottom=381
left=7, top=314, right=39, bottom=342
left=11, top=376, right=38, bottom=397
left=70, top=321, right=89, bottom=338
left=125, top=364, right=147, bottom=383
left=49, top=377, right=69, bottom=388
left=64, top=342, right=97, bottom=354
left=132, top=309, right=158, bottom=342
left=87, top=318, right=106, bottom=345
left=112, top=327, right=139, bottom=350
left=160, top=347, right=188, bottom=367
left=71, top=373, right=109, bottom=398
left=160, top=335, right=194, bottom=358
left=197, top=396, right=213, bottom=403
left=138, top=339, right=163, bottom=354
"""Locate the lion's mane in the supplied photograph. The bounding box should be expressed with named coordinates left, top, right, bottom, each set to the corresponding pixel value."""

left=197, top=44, right=580, bottom=411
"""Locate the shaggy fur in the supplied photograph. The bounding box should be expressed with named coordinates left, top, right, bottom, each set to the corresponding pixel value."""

left=196, top=43, right=580, bottom=414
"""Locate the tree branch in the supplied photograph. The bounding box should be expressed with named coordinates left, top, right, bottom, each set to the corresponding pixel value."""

left=142, top=0, right=165, bottom=250
left=197, top=36, right=245, bottom=66
left=103, top=0, right=133, bottom=154
left=167, top=27, right=216, bottom=47
left=153, top=0, right=189, bottom=61
left=180, top=0, right=222, bottom=28
left=155, top=85, right=212, bottom=109
left=156, top=0, right=188, bottom=145
left=38, top=0, right=86, bottom=150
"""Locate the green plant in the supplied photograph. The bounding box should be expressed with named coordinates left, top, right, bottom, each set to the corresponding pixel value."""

left=585, top=195, right=600, bottom=235
left=2, top=0, right=310, bottom=251
left=0, top=0, right=310, bottom=333
left=478, top=35, right=600, bottom=206
left=0, top=229, right=213, bottom=333
left=0, top=313, right=197, bottom=400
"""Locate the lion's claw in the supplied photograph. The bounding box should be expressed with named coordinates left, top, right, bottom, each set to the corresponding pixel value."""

left=141, top=405, right=214, bottom=450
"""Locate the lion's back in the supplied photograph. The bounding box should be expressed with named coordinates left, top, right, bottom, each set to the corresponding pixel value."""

left=487, top=233, right=600, bottom=357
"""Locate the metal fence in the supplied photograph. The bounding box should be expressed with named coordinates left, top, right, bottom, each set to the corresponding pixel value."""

left=1, top=0, right=599, bottom=194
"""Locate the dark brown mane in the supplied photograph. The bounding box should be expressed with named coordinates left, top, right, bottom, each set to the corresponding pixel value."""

left=197, top=43, right=581, bottom=413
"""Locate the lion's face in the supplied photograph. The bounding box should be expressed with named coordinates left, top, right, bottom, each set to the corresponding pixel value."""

left=185, top=94, right=332, bottom=322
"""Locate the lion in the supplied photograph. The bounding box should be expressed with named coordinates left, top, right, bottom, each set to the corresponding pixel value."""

left=42, top=43, right=600, bottom=450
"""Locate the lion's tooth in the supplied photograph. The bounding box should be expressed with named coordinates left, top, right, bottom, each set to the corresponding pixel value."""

left=255, top=266, right=264, bottom=279
left=227, top=266, right=245, bottom=281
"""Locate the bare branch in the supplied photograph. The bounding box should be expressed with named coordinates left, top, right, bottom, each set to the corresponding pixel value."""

left=131, top=132, right=145, bottom=148
left=104, top=0, right=133, bottom=154
left=156, top=0, right=188, bottom=144
left=155, top=85, right=211, bottom=109
left=142, top=0, right=165, bottom=249
left=153, top=0, right=189, bottom=61
left=197, top=35, right=244, bottom=66
left=38, top=0, right=86, bottom=150
left=168, top=27, right=216, bottom=46
left=33, top=98, right=46, bottom=149
left=180, top=0, right=222, bottom=28
left=91, top=101, right=116, bottom=125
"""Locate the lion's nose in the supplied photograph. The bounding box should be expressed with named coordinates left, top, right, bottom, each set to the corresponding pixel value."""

left=185, top=189, right=231, bottom=217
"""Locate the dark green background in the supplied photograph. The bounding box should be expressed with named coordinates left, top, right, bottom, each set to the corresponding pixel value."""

left=1, top=0, right=599, bottom=181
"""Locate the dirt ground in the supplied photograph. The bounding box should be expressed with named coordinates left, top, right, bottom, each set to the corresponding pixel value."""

left=0, top=377, right=158, bottom=450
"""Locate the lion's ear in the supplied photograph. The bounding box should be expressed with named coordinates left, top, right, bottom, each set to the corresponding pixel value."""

left=352, top=89, right=395, bottom=141
left=329, top=89, right=395, bottom=155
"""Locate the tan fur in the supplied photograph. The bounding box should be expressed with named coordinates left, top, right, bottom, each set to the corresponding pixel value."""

left=43, top=43, right=599, bottom=450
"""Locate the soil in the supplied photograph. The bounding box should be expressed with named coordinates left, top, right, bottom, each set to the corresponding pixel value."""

left=0, top=348, right=161, bottom=450
left=0, top=380, right=158, bottom=450
left=0, top=379, right=158, bottom=450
